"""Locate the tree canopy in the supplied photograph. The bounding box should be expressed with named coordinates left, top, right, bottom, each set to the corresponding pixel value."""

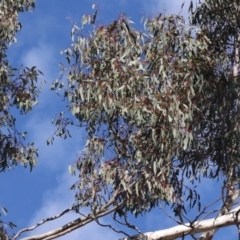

left=52, top=0, right=240, bottom=226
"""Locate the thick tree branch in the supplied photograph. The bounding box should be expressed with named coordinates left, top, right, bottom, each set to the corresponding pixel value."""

left=16, top=191, right=123, bottom=240
left=198, top=188, right=240, bottom=240
left=120, top=206, right=240, bottom=240
left=13, top=206, right=75, bottom=240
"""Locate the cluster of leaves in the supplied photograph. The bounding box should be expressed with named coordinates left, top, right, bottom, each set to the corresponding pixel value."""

left=51, top=5, right=230, bottom=220
left=0, top=207, right=17, bottom=240
left=0, top=0, right=42, bottom=172
left=187, top=0, right=240, bottom=180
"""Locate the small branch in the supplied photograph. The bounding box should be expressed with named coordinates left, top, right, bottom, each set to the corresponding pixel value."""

left=95, top=218, right=129, bottom=236
left=75, top=206, right=129, bottom=236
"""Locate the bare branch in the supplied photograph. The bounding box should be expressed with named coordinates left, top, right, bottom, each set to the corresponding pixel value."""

left=20, top=204, right=122, bottom=240
left=120, top=206, right=240, bottom=240
left=197, top=188, right=240, bottom=240
left=16, top=191, right=123, bottom=240
left=13, top=206, right=75, bottom=240
left=94, top=218, right=130, bottom=236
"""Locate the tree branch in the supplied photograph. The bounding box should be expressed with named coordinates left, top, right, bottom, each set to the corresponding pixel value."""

left=13, top=206, right=75, bottom=240
left=198, top=188, right=240, bottom=240
left=120, top=206, right=240, bottom=240
left=15, top=190, right=123, bottom=240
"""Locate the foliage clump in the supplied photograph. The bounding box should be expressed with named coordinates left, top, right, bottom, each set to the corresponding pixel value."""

left=51, top=4, right=240, bottom=220
left=0, top=0, right=42, bottom=172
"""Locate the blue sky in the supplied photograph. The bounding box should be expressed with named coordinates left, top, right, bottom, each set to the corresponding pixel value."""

left=0, top=0, right=238, bottom=239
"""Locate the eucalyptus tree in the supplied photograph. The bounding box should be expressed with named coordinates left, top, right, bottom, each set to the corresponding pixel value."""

left=123, top=0, right=240, bottom=238
left=0, top=0, right=41, bottom=238
left=13, top=1, right=240, bottom=240
left=188, top=0, right=240, bottom=239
